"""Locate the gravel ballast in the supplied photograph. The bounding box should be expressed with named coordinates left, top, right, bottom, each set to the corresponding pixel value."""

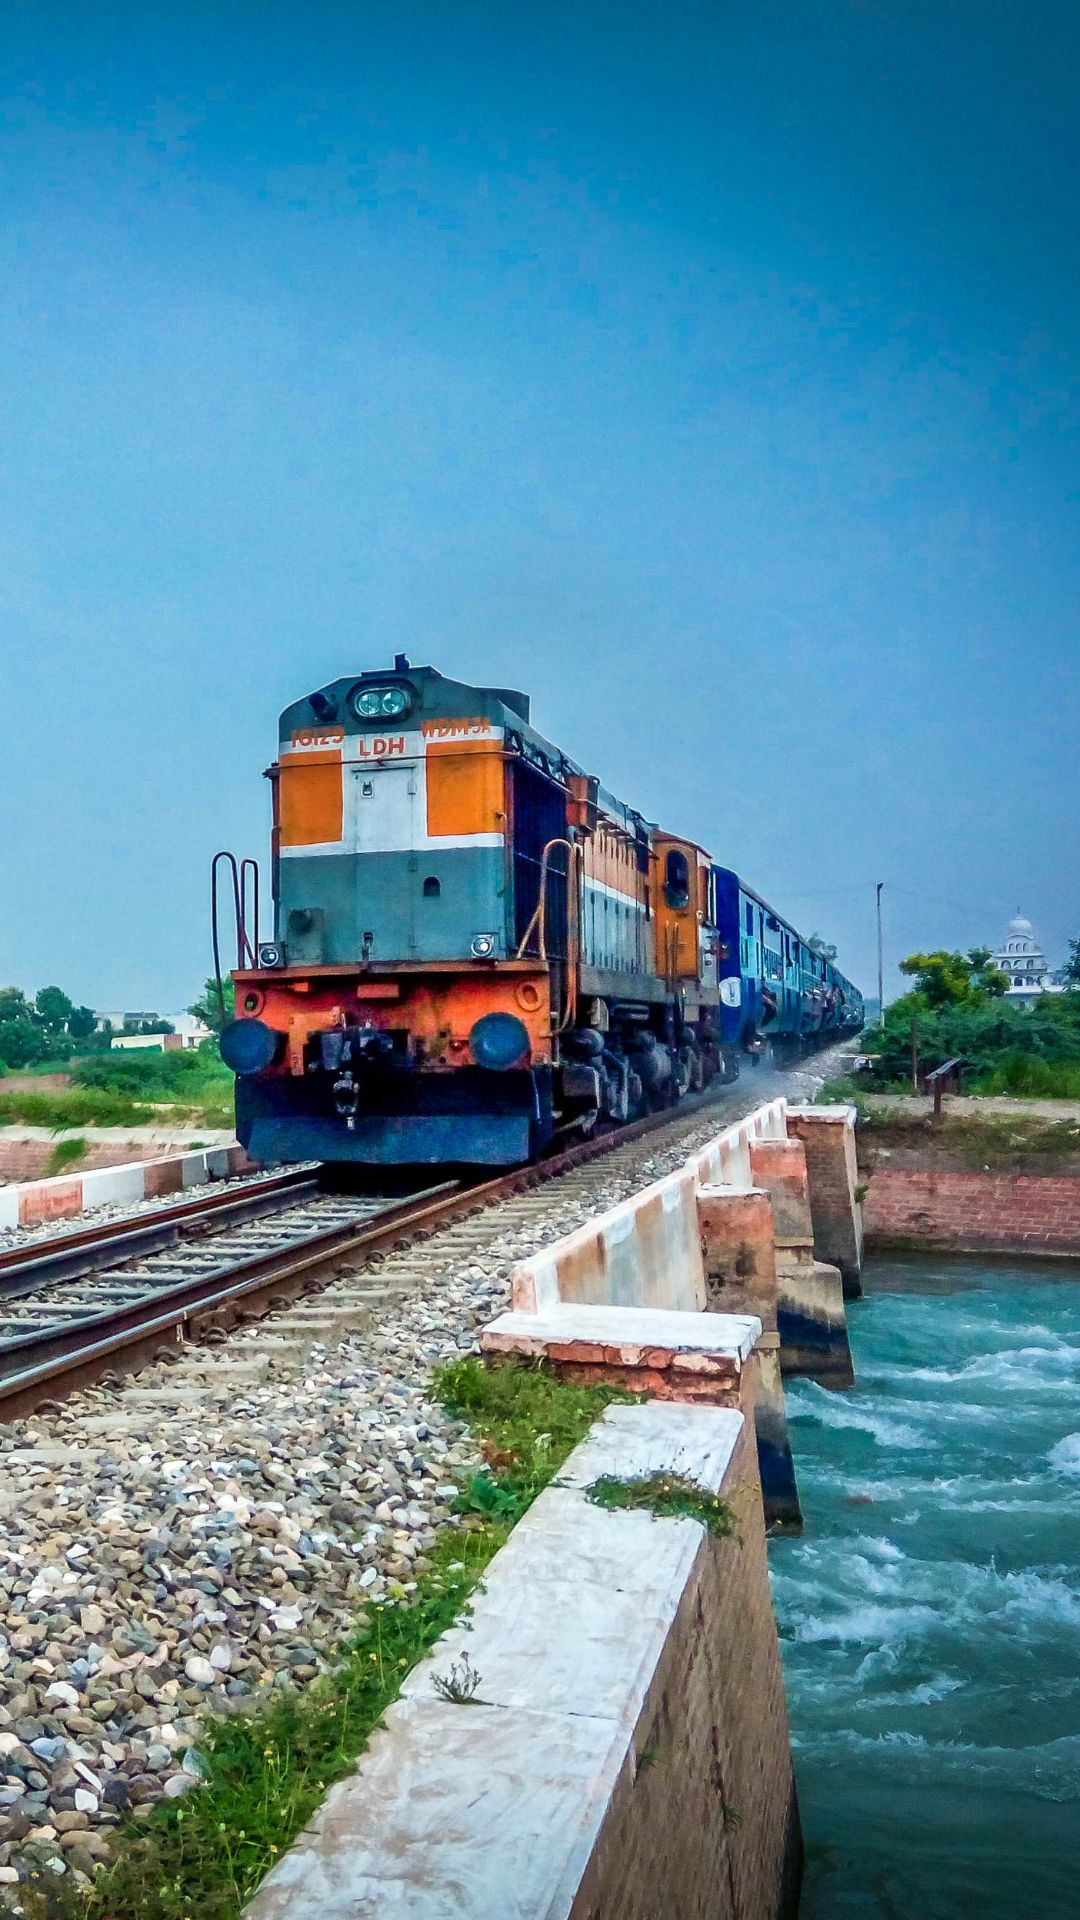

left=0, top=1057, right=841, bottom=1899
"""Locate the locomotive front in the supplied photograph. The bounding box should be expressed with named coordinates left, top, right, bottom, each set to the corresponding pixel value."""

left=221, top=663, right=557, bottom=1165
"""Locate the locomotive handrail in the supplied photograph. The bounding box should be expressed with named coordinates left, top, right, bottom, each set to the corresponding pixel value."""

left=239, top=857, right=260, bottom=969
left=211, top=851, right=261, bottom=1025
left=515, top=836, right=582, bottom=1033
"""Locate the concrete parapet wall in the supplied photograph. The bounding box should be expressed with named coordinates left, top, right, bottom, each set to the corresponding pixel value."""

left=243, top=1402, right=801, bottom=1920
left=482, top=1302, right=761, bottom=1409
left=697, top=1184, right=798, bottom=1529
left=504, top=1101, right=862, bottom=1529
left=864, top=1166, right=1080, bottom=1257
left=0, top=1143, right=254, bottom=1230
left=690, top=1097, right=789, bottom=1190
left=699, top=1186, right=778, bottom=1328
left=511, top=1165, right=707, bottom=1315
left=749, top=1138, right=814, bottom=1244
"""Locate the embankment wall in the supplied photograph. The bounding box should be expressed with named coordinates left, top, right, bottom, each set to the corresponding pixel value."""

left=0, top=1139, right=206, bottom=1185
left=864, top=1166, right=1080, bottom=1257
left=0, top=1143, right=253, bottom=1229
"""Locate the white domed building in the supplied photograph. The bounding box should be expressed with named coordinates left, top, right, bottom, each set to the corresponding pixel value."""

left=991, top=915, right=1066, bottom=1004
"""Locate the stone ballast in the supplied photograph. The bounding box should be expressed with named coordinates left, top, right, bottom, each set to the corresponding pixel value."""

left=244, top=1401, right=802, bottom=1920
left=0, top=1086, right=831, bottom=1895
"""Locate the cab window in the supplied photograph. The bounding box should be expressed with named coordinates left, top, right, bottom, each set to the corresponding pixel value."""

left=664, top=849, right=691, bottom=910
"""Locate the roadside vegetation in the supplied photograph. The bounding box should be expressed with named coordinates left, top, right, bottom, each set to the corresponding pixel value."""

left=44, top=1135, right=89, bottom=1176
left=587, top=1470, right=735, bottom=1536
left=0, top=978, right=237, bottom=1131
left=0, top=986, right=170, bottom=1072
left=22, top=1360, right=633, bottom=1920
left=823, top=1096, right=1080, bottom=1167
left=0, top=1052, right=234, bottom=1133
left=835, top=945, right=1080, bottom=1103
left=72, top=1050, right=234, bottom=1125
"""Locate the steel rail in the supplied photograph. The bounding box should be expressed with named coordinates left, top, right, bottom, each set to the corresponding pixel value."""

left=0, top=1085, right=739, bottom=1421
left=0, top=1166, right=319, bottom=1297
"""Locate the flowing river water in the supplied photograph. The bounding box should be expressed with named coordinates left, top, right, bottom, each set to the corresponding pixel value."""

left=769, top=1256, right=1080, bottom=1919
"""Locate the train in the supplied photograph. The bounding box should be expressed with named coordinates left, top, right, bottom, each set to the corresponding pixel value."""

left=218, top=661, right=863, bottom=1166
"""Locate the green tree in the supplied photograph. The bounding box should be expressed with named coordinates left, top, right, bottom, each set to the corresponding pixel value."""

left=35, top=985, right=75, bottom=1037
left=68, top=1004, right=97, bottom=1040
left=807, top=934, right=838, bottom=963
left=188, top=975, right=235, bottom=1032
left=0, top=988, right=47, bottom=1068
left=897, top=948, right=1008, bottom=1008
left=1065, top=937, right=1080, bottom=989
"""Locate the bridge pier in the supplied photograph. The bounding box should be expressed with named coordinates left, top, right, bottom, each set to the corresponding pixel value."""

left=749, top=1137, right=855, bottom=1389
left=698, top=1185, right=802, bottom=1532
left=786, top=1104, right=864, bottom=1298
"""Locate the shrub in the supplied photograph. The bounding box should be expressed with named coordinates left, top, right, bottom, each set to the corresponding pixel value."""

left=974, top=1053, right=1080, bottom=1100
left=46, top=1136, right=88, bottom=1176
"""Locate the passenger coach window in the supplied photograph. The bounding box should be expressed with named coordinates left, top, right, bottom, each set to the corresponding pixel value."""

left=664, top=849, right=691, bottom=910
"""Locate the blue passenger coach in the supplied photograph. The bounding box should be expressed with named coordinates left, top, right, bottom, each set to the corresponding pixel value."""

left=711, top=865, right=862, bottom=1064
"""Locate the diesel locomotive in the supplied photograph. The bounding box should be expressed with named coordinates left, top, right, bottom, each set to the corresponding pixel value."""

left=218, top=662, right=863, bottom=1165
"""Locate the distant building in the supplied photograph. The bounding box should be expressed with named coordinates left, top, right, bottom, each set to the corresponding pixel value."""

left=93, top=1010, right=161, bottom=1032
left=990, top=915, right=1067, bottom=1005
left=100, top=1009, right=211, bottom=1051
left=165, top=1013, right=212, bottom=1045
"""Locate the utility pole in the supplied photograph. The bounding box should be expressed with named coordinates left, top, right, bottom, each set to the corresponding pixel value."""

left=876, top=881, right=885, bottom=1027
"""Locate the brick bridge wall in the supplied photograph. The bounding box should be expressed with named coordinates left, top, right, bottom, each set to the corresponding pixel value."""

left=864, top=1167, right=1080, bottom=1257
left=0, top=1140, right=177, bottom=1184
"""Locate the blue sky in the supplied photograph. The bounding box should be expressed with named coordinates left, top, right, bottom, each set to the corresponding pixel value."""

left=2, top=0, right=1077, bottom=1009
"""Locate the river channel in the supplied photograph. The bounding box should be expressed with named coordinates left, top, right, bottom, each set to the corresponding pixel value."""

left=770, top=1255, right=1080, bottom=1920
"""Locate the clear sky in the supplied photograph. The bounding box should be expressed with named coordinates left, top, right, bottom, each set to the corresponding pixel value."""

left=3, top=0, right=1077, bottom=1011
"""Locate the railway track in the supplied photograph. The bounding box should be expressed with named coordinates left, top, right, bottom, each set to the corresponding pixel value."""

left=0, top=1074, right=808, bottom=1421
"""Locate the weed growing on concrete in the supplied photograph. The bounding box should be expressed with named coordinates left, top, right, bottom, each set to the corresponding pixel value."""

left=431, top=1653, right=484, bottom=1705
left=436, top=1355, right=638, bottom=1510
left=586, top=1471, right=735, bottom=1538
left=19, top=1361, right=629, bottom=1920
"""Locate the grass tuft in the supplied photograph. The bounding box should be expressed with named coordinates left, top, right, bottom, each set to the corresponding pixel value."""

left=44, top=1135, right=88, bottom=1176
left=586, top=1471, right=736, bottom=1537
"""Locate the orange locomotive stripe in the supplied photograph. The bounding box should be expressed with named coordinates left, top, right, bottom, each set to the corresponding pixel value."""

left=425, top=740, right=505, bottom=837
left=279, top=749, right=344, bottom=847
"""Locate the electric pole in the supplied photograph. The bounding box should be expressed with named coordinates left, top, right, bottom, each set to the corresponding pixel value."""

left=876, top=882, right=884, bottom=1027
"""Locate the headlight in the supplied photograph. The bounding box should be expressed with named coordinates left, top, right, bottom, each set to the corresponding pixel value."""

left=258, top=942, right=284, bottom=968
left=219, top=1018, right=281, bottom=1076
left=470, top=932, right=497, bottom=958
left=352, top=685, right=410, bottom=720
left=470, top=1011, right=529, bottom=1070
